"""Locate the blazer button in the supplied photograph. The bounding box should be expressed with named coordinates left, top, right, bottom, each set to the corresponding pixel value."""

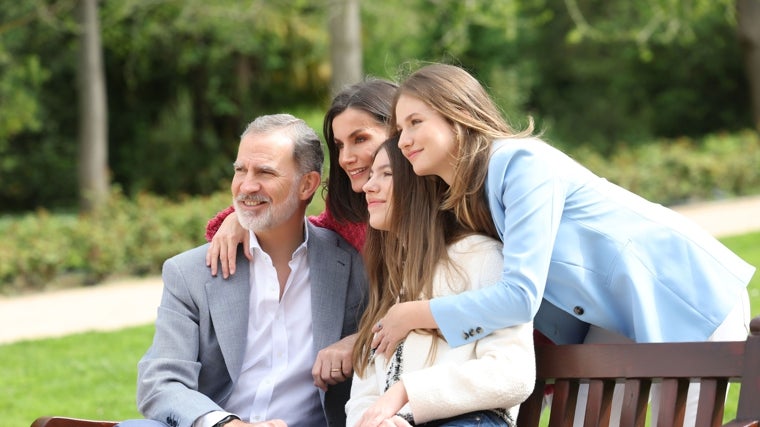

left=573, top=306, right=585, bottom=315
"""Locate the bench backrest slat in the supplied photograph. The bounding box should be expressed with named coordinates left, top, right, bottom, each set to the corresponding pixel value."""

left=517, top=316, right=760, bottom=427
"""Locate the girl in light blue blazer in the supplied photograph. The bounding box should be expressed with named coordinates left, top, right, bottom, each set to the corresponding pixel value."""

left=371, top=63, right=754, bottom=425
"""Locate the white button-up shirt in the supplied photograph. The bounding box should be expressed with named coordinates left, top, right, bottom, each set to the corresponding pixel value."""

left=222, top=225, right=324, bottom=426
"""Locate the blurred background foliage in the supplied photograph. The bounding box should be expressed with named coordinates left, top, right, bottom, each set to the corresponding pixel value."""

left=0, top=0, right=754, bottom=211
left=1, top=0, right=759, bottom=291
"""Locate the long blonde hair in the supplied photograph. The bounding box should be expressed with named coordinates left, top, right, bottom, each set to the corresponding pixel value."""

left=353, top=137, right=467, bottom=377
left=391, top=63, right=535, bottom=238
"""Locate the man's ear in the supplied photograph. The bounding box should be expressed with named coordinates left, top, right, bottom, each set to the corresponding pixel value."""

left=299, top=171, right=321, bottom=201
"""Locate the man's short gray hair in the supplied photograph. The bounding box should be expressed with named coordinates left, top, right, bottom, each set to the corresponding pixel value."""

left=241, top=113, right=324, bottom=175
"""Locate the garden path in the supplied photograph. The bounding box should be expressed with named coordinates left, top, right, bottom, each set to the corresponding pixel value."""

left=2, top=195, right=760, bottom=345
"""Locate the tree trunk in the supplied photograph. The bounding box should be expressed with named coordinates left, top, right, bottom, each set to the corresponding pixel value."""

left=737, top=0, right=760, bottom=132
left=328, top=0, right=363, bottom=96
left=77, top=0, right=109, bottom=212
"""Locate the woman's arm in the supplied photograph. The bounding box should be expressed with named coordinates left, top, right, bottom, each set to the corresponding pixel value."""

left=352, top=381, right=410, bottom=427
left=371, top=300, right=434, bottom=358
left=377, top=143, right=565, bottom=350
left=401, top=236, right=536, bottom=423
left=345, top=369, right=384, bottom=427
left=204, top=207, right=250, bottom=278
left=204, top=207, right=368, bottom=278
left=403, top=323, right=535, bottom=423
left=309, top=209, right=367, bottom=252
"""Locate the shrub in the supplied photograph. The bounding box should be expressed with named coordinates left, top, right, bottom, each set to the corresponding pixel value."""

left=571, top=130, right=760, bottom=206
left=1, top=130, right=759, bottom=294
left=0, top=188, right=232, bottom=294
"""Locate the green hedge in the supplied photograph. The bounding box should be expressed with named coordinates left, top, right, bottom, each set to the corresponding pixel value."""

left=573, top=130, right=760, bottom=206
left=1, top=130, right=759, bottom=294
left=0, top=189, right=229, bottom=293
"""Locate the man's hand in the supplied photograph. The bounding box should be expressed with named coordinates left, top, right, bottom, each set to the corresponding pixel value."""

left=312, top=333, right=358, bottom=391
left=205, top=212, right=251, bottom=278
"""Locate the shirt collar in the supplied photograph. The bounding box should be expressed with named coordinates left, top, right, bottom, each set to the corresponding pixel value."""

left=248, top=218, right=310, bottom=259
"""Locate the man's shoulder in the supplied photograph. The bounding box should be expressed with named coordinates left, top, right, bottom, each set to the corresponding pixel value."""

left=166, top=242, right=211, bottom=263
left=307, top=222, right=358, bottom=254
left=163, top=242, right=215, bottom=276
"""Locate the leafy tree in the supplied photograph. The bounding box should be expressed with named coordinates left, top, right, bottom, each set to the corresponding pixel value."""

left=0, top=0, right=79, bottom=211
left=513, top=0, right=750, bottom=150
left=0, top=0, right=755, bottom=213
left=100, top=0, right=331, bottom=198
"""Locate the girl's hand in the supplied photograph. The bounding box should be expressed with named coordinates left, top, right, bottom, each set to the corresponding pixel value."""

left=371, top=301, right=435, bottom=359
left=356, top=382, right=409, bottom=427
left=205, top=212, right=251, bottom=278
left=245, top=420, right=287, bottom=427
left=377, top=416, right=412, bottom=427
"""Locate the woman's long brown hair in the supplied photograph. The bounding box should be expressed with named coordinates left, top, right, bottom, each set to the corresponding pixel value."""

left=390, top=63, right=535, bottom=238
left=353, top=137, right=467, bottom=376
left=323, top=78, right=398, bottom=224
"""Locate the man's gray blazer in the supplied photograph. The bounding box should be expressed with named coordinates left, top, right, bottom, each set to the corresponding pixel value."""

left=136, top=223, right=368, bottom=427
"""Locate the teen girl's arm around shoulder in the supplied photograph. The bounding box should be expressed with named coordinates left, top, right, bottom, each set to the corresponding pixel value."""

left=431, top=143, right=567, bottom=347
left=402, top=322, right=536, bottom=423
left=402, top=236, right=536, bottom=423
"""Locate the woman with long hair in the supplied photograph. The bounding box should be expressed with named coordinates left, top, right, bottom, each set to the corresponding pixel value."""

left=371, top=63, right=754, bottom=425
left=347, top=137, right=534, bottom=427
left=203, top=78, right=398, bottom=392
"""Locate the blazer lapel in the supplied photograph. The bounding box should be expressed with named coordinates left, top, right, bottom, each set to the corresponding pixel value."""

left=307, top=223, right=351, bottom=354
left=206, top=257, right=250, bottom=380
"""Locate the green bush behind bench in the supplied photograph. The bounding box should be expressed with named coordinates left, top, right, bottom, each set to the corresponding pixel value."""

left=1, top=130, right=759, bottom=294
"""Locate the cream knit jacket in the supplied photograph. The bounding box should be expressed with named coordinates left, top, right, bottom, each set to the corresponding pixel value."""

left=346, top=235, right=536, bottom=426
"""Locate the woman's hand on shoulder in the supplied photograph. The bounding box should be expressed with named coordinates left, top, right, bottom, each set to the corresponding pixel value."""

left=205, top=212, right=251, bottom=278
left=371, top=301, right=435, bottom=359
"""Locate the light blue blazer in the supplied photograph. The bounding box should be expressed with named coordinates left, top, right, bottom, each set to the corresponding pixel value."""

left=431, top=138, right=755, bottom=347
left=136, top=223, right=368, bottom=427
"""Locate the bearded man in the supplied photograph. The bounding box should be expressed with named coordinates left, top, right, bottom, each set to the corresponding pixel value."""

left=122, top=114, right=368, bottom=427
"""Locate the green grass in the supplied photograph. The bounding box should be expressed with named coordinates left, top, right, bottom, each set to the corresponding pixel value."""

left=3, top=233, right=759, bottom=427
left=2, top=325, right=154, bottom=426
left=720, top=231, right=760, bottom=315
left=718, top=231, right=760, bottom=424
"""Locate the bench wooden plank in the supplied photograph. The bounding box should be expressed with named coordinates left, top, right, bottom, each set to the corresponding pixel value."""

left=517, top=316, right=760, bottom=427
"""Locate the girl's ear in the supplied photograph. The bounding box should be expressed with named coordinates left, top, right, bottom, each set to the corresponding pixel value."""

left=299, top=171, right=321, bottom=201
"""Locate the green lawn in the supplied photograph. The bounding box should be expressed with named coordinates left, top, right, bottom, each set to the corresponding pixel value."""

left=715, top=231, right=760, bottom=424
left=1, top=325, right=154, bottom=426
left=3, top=232, right=759, bottom=427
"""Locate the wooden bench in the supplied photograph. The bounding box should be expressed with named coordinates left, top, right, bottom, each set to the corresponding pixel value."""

left=516, top=316, right=760, bottom=427
left=31, top=316, right=760, bottom=427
